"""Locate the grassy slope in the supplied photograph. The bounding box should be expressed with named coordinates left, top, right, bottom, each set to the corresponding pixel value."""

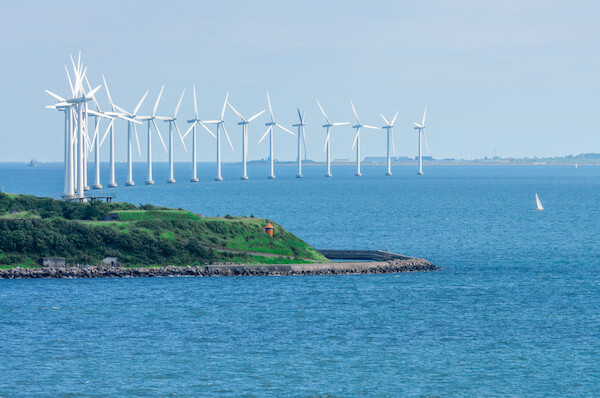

left=0, top=193, right=326, bottom=267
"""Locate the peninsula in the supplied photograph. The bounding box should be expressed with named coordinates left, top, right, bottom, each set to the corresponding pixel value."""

left=0, top=193, right=438, bottom=278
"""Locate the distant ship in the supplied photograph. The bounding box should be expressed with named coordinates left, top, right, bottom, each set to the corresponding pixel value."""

left=535, top=193, right=544, bottom=211
left=27, top=158, right=37, bottom=167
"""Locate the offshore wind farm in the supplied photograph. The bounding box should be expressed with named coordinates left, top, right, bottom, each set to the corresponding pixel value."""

left=45, top=54, right=432, bottom=199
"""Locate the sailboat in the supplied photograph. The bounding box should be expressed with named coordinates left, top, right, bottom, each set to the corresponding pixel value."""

left=535, top=193, right=544, bottom=211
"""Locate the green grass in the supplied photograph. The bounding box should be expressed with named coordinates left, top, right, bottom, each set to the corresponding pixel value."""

left=0, top=193, right=326, bottom=267
left=111, top=210, right=198, bottom=221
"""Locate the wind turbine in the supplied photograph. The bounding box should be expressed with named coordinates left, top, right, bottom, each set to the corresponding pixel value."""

left=101, top=75, right=143, bottom=187
left=113, top=91, right=149, bottom=186
left=203, top=92, right=234, bottom=181
left=413, top=106, right=429, bottom=176
left=258, top=92, right=295, bottom=179
left=317, top=100, right=349, bottom=177
left=350, top=100, right=379, bottom=177
left=183, top=84, right=216, bottom=182
left=292, top=109, right=307, bottom=178
left=64, top=62, right=102, bottom=199
left=162, top=89, right=188, bottom=183
left=138, top=85, right=168, bottom=185
left=380, top=111, right=399, bottom=176
left=228, top=101, right=265, bottom=180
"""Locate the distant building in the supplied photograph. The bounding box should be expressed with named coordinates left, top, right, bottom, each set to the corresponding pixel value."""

left=414, top=156, right=434, bottom=161
left=364, top=157, right=387, bottom=164
left=334, top=158, right=350, bottom=163
left=101, top=257, right=121, bottom=267
left=40, top=257, right=66, bottom=268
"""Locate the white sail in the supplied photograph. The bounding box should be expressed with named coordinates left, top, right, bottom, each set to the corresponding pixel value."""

left=535, top=193, right=544, bottom=211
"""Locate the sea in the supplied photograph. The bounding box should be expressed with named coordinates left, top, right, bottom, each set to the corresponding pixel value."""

left=0, top=162, right=599, bottom=397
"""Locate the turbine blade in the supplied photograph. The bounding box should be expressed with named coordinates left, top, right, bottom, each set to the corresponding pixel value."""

left=199, top=121, right=216, bottom=138
left=222, top=123, right=234, bottom=151
left=352, top=128, right=360, bottom=150
left=64, top=65, right=74, bottom=96
left=302, top=126, right=307, bottom=156
left=258, top=126, right=271, bottom=144
left=174, top=89, right=186, bottom=118
left=391, top=129, right=396, bottom=156
left=183, top=122, right=195, bottom=139
left=323, top=129, right=331, bottom=152
left=297, top=108, right=303, bottom=123
left=174, top=121, right=187, bottom=152
left=332, top=122, right=350, bottom=126
left=221, top=92, right=229, bottom=120
left=87, top=85, right=101, bottom=99
left=380, top=113, right=390, bottom=125
left=422, top=106, right=427, bottom=126
left=133, top=90, right=149, bottom=115
left=102, top=75, right=115, bottom=111
left=85, top=76, right=101, bottom=111
left=193, top=84, right=198, bottom=120
left=267, top=92, right=273, bottom=117
left=114, top=104, right=132, bottom=117
left=45, top=90, right=65, bottom=102
left=100, top=119, right=114, bottom=148
left=350, top=100, right=360, bottom=124
left=227, top=102, right=245, bottom=121
left=414, top=122, right=423, bottom=128
left=391, top=111, right=399, bottom=125
left=423, top=130, right=430, bottom=154
left=248, top=109, right=265, bottom=122
left=275, top=123, right=295, bottom=136
left=152, top=118, right=167, bottom=152
left=152, top=85, right=165, bottom=117
left=133, top=122, right=142, bottom=157
left=316, top=100, right=330, bottom=124
left=363, top=125, right=380, bottom=130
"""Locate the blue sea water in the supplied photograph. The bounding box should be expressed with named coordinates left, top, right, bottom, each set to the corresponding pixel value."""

left=0, top=162, right=599, bottom=396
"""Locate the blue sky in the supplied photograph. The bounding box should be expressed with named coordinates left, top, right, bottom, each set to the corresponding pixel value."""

left=1, top=0, right=599, bottom=162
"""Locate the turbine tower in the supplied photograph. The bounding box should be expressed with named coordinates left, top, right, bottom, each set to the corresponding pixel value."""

left=113, top=91, right=149, bottom=186
left=350, top=100, right=379, bottom=177
left=139, top=86, right=168, bottom=185
left=258, top=92, right=295, bottom=179
left=317, top=100, right=349, bottom=177
left=184, top=84, right=216, bottom=182
left=292, top=109, right=307, bottom=178
left=162, top=89, right=188, bottom=184
left=203, top=92, right=234, bottom=181
left=413, top=106, right=429, bottom=176
left=228, top=101, right=265, bottom=180
left=380, top=111, right=399, bottom=176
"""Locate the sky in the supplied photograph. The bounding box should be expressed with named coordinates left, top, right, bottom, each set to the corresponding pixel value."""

left=1, top=0, right=599, bottom=162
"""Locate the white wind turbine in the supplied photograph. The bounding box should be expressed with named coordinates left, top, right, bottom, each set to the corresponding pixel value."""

left=112, top=91, right=149, bottom=186
left=162, top=89, right=188, bottom=183
left=350, top=100, right=379, bottom=177
left=203, top=92, right=234, bottom=181
left=380, top=111, right=399, bottom=176
left=317, top=100, right=350, bottom=177
left=258, top=92, right=295, bottom=179
left=65, top=64, right=102, bottom=199
left=183, top=84, right=216, bottom=182
left=292, top=109, right=308, bottom=178
left=138, top=86, right=168, bottom=185
left=413, top=106, right=429, bottom=175
left=101, top=75, right=143, bottom=188
left=227, top=101, right=265, bottom=180
left=84, top=76, right=115, bottom=190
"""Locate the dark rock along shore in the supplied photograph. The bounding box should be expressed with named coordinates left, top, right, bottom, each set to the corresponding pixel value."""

left=0, top=258, right=439, bottom=279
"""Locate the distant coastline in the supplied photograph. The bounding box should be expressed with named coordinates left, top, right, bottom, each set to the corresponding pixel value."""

left=0, top=258, right=439, bottom=279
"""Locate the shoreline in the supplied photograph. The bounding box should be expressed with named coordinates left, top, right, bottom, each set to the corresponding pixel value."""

left=0, top=258, right=439, bottom=279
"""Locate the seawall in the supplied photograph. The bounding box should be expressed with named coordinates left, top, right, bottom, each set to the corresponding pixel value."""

left=0, top=258, right=439, bottom=279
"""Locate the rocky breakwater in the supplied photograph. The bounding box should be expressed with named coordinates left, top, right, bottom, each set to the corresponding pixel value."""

left=0, top=258, right=439, bottom=279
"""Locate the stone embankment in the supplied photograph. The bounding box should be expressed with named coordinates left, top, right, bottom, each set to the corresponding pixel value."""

left=0, top=258, right=439, bottom=279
